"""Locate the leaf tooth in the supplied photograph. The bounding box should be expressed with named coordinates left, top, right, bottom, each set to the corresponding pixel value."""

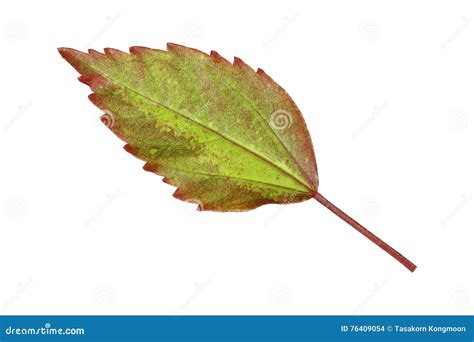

left=162, top=177, right=177, bottom=188
left=88, top=93, right=107, bottom=110
left=166, top=42, right=186, bottom=52
left=88, top=93, right=100, bottom=105
left=167, top=42, right=210, bottom=59
left=162, top=177, right=202, bottom=210
left=256, top=68, right=267, bottom=76
left=171, top=188, right=204, bottom=211
left=256, top=67, right=286, bottom=92
left=172, top=187, right=185, bottom=200
left=123, top=143, right=139, bottom=155
left=125, top=147, right=160, bottom=173
left=233, top=56, right=254, bottom=72
left=78, top=73, right=109, bottom=90
left=256, top=68, right=278, bottom=85
left=129, top=46, right=165, bottom=55
left=103, top=47, right=128, bottom=58
left=210, top=50, right=231, bottom=65
left=87, top=49, right=105, bottom=58
left=143, top=162, right=158, bottom=173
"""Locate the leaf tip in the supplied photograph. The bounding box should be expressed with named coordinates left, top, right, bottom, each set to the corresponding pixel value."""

left=57, top=47, right=85, bottom=63
left=57, top=47, right=68, bottom=56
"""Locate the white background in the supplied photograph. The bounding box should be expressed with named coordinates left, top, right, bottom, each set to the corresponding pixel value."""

left=0, top=0, right=473, bottom=315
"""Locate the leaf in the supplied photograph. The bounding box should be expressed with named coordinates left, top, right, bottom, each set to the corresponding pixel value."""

left=58, top=44, right=318, bottom=211
left=59, top=43, right=416, bottom=272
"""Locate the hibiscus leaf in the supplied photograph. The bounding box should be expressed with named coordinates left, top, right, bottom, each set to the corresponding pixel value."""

left=58, top=43, right=416, bottom=272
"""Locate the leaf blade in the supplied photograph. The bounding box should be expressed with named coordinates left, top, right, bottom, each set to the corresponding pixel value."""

left=59, top=44, right=319, bottom=211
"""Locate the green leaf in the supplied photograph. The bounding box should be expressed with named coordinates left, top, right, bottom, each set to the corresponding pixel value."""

left=58, top=43, right=318, bottom=211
